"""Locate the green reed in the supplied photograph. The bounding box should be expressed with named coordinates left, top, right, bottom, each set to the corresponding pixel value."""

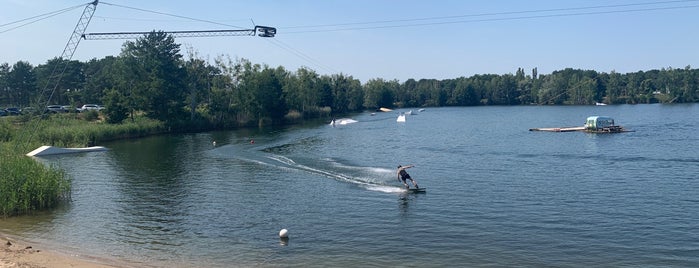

left=0, top=144, right=70, bottom=217
left=16, top=115, right=166, bottom=148
left=0, top=115, right=165, bottom=216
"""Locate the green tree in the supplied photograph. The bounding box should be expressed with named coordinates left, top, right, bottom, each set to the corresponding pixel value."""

left=448, top=77, right=478, bottom=106
left=239, top=66, right=286, bottom=125
left=208, top=85, right=232, bottom=127
left=344, top=75, right=365, bottom=112
left=569, top=77, right=598, bottom=105
left=294, top=67, right=321, bottom=116
left=6, top=61, right=36, bottom=107
left=681, top=65, right=698, bottom=102
left=488, top=74, right=517, bottom=105
left=184, top=54, right=210, bottom=121
left=207, top=56, right=237, bottom=127
left=102, top=88, right=129, bottom=124
left=605, top=71, right=624, bottom=103
left=328, top=73, right=362, bottom=114
left=363, top=78, right=395, bottom=109
left=120, top=31, right=186, bottom=125
left=413, top=79, right=434, bottom=106
left=0, top=63, right=10, bottom=105
left=34, top=58, right=85, bottom=105
left=81, top=56, right=120, bottom=106
left=231, top=59, right=262, bottom=125
left=398, top=79, right=417, bottom=107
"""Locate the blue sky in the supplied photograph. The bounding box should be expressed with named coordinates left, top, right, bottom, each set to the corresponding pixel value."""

left=2, top=0, right=698, bottom=82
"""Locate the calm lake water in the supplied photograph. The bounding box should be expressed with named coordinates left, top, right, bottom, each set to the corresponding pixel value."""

left=2, top=104, right=699, bottom=267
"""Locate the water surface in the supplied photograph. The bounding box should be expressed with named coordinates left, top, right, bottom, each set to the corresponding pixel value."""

left=2, top=104, right=698, bottom=267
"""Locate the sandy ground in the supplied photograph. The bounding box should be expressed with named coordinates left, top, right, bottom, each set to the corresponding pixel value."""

left=1, top=235, right=120, bottom=268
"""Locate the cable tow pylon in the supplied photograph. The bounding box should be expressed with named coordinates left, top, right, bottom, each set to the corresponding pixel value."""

left=62, top=0, right=99, bottom=60
left=19, top=0, right=99, bottom=153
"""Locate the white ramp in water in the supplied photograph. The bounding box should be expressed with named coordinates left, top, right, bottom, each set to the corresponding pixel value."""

left=397, top=114, right=406, bottom=122
left=26, top=145, right=108, bottom=156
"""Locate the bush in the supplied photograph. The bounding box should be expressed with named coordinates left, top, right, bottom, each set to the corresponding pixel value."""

left=83, top=110, right=100, bottom=121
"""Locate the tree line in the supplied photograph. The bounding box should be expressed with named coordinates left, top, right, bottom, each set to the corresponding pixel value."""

left=1, top=31, right=698, bottom=129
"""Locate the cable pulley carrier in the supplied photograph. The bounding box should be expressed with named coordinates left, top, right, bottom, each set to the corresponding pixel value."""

left=82, top=26, right=276, bottom=40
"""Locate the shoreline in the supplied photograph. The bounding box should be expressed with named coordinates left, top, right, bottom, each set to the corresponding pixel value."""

left=1, top=233, right=123, bottom=268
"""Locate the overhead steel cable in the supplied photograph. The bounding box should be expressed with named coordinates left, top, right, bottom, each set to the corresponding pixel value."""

left=0, top=3, right=87, bottom=34
left=265, top=38, right=339, bottom=74
left=283, top=0, right=698, bottom=29
left=281, top=0, right=699, bottom=33
left=93, top=2, right=336, bottom=79
left=92, top=15, right=251, bottom=24
left=99, top=1, right=248, bottom=30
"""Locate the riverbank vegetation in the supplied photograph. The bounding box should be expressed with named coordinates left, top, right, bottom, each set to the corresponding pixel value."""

left=2, top=31, right=698, bottom=131
left=0, top=143, right=70, bottom=217
left=2, top=111, right=165, bottom=148
left=0, top=113, right=163, bottom=217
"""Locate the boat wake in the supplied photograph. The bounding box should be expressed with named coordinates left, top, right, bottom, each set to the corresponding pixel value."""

left=212, top=142, right=404, bottom=193
left=267, top=156, right=389, bottom=184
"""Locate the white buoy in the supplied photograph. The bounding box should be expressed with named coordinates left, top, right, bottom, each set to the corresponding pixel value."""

left=279, top=229, right=289, bottom=238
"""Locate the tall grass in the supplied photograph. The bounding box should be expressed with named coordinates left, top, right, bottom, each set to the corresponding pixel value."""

left=0, top=144, right=70, bottom=217
left=16, top=114, right=166, bottom=148
left=0, top=119, right=15, bottom=142
left=1, top=114, right=165, bottom=217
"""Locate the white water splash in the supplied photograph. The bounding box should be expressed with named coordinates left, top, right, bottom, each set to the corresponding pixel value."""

left=364, top=185, right=405, bottom=193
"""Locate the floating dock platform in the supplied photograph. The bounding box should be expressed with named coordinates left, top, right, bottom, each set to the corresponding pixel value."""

left=529, top=126, right=631, bottom=133
left=529, top=126, right=585, bottom=132
left=530, top=116, right=632, bottom=133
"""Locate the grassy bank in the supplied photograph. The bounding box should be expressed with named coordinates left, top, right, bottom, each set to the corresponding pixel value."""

left=0, top=143, right=70, bottom=216
left=11, top=113, right=166, bottom=148
left=1, top=113, right=166, bottom=217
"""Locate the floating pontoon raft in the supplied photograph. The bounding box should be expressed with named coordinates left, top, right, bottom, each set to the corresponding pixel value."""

left=529, top=116, right=631, bottom=133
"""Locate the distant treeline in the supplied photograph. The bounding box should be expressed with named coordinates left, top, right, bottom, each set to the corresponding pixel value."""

left=1, top=31, right=697, bottom=129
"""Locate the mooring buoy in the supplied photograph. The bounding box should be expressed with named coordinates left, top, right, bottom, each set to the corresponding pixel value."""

left=279, top=229, right=288, bottom=238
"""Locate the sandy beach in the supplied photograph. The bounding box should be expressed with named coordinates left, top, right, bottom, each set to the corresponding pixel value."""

left=1, top=234, right=119, bottom=268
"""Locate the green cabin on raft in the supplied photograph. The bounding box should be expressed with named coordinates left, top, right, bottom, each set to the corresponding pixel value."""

left=585, top=116, right=614, bottom=129
left=584, top=116, right=624, bottom=132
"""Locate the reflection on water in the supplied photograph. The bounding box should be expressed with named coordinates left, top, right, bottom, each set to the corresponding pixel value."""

left=398, top=192, right=425, bottom=218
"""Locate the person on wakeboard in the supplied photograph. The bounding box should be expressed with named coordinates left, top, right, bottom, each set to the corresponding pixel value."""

left=397, top=165, right=419, bottom=189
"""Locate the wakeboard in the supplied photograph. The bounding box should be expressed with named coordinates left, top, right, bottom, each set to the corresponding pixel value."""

left=407, top=188, right=426, bottom=193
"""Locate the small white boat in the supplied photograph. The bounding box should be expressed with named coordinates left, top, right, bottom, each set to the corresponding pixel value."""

left=595, top=102, right=607, bottom=106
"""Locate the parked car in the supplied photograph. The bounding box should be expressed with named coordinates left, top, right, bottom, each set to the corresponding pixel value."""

left=46, top=105, right=66, bottom=113
left=0, top=109, right=7, bottom=116
left=79, top=104, right=103, bottom=112
left=5, top=107, right=20, bottom=115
